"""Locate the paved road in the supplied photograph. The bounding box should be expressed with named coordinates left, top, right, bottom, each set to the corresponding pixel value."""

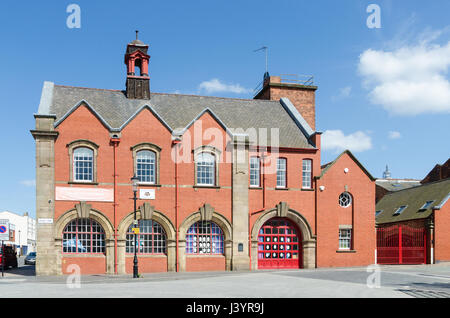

left=1, top=261, right=450, bottom=298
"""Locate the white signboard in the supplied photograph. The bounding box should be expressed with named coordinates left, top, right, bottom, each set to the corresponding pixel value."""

left=140, top=189, right=155, bottom=200
left=38, top=218, right=54, bottom=224
left=0, top=219, right=10, bottom=241
left=56, top=187, right=114, bottom=202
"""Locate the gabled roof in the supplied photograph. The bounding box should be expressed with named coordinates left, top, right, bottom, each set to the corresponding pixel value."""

left=375, top=179, right=422, bottom=192
left=376, top=178, right=450, bottom=225
left=316, top=150, right=375, bottom=181
left=37, top=83, right=316, bottom=149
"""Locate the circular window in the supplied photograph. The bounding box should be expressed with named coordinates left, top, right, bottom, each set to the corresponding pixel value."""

left=339, top=192, right=352, bottom=208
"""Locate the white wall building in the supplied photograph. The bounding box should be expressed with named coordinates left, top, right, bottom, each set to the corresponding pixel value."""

left=0, top=211, right=36, bottom=255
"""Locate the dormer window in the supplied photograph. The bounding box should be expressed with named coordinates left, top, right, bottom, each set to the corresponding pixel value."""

left=393, top=205, right=407, bottom=215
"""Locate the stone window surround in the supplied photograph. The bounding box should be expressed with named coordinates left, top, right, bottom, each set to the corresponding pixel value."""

left=67, top=140, right=99, bottom=184
left=193, top=146, right=221, bottom=188
left=131, top=143, right=162, bottom=186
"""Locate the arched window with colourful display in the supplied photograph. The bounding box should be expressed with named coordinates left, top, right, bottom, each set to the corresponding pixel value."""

left=186, top=221, right=224, bottom=255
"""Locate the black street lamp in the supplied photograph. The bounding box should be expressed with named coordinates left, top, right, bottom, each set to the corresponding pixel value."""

left=131, top=175, right=139, bottom=278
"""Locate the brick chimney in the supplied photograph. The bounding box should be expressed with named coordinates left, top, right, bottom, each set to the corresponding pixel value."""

left=254, top=75, right=317, bottom=130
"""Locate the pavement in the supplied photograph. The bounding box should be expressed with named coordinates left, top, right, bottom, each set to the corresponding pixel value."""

left=1, top=258, right=450, bottom=298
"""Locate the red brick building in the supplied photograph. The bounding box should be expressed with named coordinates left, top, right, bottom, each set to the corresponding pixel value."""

left=31, top=36, right=376, bottom=276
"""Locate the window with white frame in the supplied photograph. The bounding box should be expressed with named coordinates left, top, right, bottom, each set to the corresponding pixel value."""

left=339, top=229, right=352, bottom=250
left=73, top=147, right=94, bottom=182
left=196, top=152, right=216, bottom=186
left=126, top=220, right=166, bottom=254
left=302, top=159, right=312, bottom=188
left=250, top=157, right=261, bottom=187
left=339, top=192, right=352, bottom=208
left=186, top=221, right=224, bottom=255
left=136, top=150, right=156, bottom=183
left=277, top=158, right=287, bottom=188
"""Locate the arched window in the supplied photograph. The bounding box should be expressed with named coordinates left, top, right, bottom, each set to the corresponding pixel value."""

left=136, top=150, right=156, bottom=184
left=186, top=221, right=224, bottom=255
left=73, top=147, right=94, bottom=182
left=126, top=220, right=166, bottom=254
left=62, top=218, right=105, bottom=254
left=339, top=192, right=352, bottom=208
left=196, top=153, right=216, bottom=186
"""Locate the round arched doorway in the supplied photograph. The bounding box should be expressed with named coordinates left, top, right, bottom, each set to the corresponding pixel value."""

left=257, top=218, right=302, bottom=269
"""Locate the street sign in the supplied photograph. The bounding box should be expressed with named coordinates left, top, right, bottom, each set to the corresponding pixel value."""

left=140, top=189, right=155, bottom=200
left=38, top=218, right=54, bottom=224
left=131, top=228, right=140, bottom=234
left=0, top=220, right=9, bottom=241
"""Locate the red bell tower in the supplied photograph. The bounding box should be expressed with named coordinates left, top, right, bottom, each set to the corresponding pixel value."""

left=125, top=31, right=150, bottom=99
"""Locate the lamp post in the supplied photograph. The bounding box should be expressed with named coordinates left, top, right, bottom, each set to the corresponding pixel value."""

left=131, top=175, right=139, bottom=278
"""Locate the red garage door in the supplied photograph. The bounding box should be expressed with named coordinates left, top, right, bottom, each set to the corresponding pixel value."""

left=258, top=218, right=302, bottom=269
left=377, top=225, right=427, bottom=265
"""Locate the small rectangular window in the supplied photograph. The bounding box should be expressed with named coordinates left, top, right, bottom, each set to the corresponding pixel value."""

left=250, top=157, right=260, bottom=187
left=339, top=229, right=352, bottom=250
left=276, top=158, right=287, bottom=188
left=393, top=205, right=407, bottom=215
left=375, top=210, right=383, bottom=217
left=419, top=201, right=434, bottom=211
left=302, top=159, right=312, bottom=189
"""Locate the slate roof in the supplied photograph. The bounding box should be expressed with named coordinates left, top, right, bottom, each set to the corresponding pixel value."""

left=376, top=178, right=450, bottom=225
left=38, top=83, right=315, bottom=149
left=376, top=179, right=422, bottom=192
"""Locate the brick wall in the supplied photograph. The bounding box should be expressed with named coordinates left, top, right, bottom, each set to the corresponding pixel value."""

left=254, top=76, right=317, bottom=130
left=316, top=152, right=376, bottom=267
left=434, top=203, right=450, bottom=262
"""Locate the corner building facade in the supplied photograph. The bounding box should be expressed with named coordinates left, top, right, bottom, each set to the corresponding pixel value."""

left=31, top=37, right=376, bottom=275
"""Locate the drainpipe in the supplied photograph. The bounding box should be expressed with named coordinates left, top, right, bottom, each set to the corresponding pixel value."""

left=172, top=138, right=181, bottom=272
left=314, top=177, right=318, bottom=269
left=110, top=137, right=120, bottom=275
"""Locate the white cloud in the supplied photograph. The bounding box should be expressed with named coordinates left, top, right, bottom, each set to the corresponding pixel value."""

left=358, top=40, right=450, bottom=115
left=332, top=86, right=352, bottom=101
left=388, top=131, right=402, bottom=139
left=20, top=180, right=36, bottom=187
left=322, top=130, right=372, bottom=153
left=198, top=78, right=251, bottom=94
left=339, top=86, right=352, bottom=97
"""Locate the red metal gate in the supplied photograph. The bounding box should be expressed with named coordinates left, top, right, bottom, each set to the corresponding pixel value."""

left=258, top=218, right=302, bottom=269
left=377, top=225, right=426, bottom=265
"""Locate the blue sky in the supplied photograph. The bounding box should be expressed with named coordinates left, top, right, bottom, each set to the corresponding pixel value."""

left=0, top=0, right=449, bottom=218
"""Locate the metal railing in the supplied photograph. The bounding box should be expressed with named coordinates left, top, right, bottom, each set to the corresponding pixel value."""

left=253, top=74, right=314, bottom=97
left=280, top=74, right=314, bottom=85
